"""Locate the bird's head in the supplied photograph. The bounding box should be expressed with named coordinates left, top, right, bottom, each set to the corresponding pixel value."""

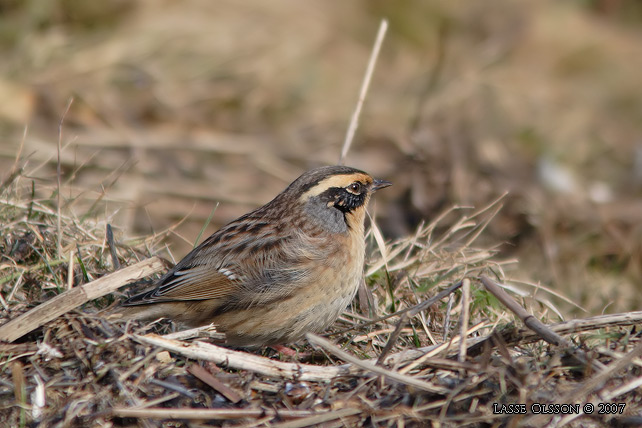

left=284, top=165, right=391, bottom=233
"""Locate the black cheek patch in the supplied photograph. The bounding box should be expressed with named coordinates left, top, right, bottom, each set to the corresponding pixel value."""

left=334, top=191, right=366, bottom=212
left=317, top=187, right=366, bottom=213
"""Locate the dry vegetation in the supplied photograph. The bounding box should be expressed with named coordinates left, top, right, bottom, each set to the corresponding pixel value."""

left=1, top=1, right=642, bottom=427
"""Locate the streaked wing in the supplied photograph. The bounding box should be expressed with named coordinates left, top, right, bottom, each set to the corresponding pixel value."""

left=147, top=268, right=240, bottom=301
left=123, top=214, right=304, bottom=306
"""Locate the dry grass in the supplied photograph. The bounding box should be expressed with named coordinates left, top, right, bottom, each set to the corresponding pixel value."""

left=1, top=169, right=641, bottom=427
left=1, top=1, right=642, bottom=426
left=1, top=0, right=640, bottom=315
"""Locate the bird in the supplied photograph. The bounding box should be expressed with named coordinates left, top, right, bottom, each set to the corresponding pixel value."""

left=112, top=165, right=391, bottom=347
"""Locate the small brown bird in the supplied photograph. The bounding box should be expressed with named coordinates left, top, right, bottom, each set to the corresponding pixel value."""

left=114, top=165, right=390, bottom=347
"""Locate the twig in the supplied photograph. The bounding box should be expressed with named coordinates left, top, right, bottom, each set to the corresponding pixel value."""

left=372, top=281, right=463, bottom=366
left=339, top=19, right=388, bottom=164
left=272, top=408, right=362, bottom=428
left=119, top=350, right=159, bottom=382
left=332, top=280, right=463, bottom=336
left=467, top=310, right=642, bottom=352
left=0, top=257, right=165, bottom=342
left=306, top=333, right=447, bottom=394
left=11, top=361, right=26, bottom=404
left=457, top=278, right=471, bottom=363
left=375, top=312, right=408, bottom=366
left=133, top=334, right=355, bottom=382
left=66, top=249, right=75, bottom=290
left=106, top=224, right=120, bottom=270
left=566, top=341, right=642, bottom=399
left=148, top=378, right=196, bottom=398
left=161, top=324, right=225, bottom=341
left=187, top=363, right=242, bottom=403
left=480, top=275, right=571, bottom=347
left=397, top=322, right=488, bottom=374
left=479, top=275, right=604, bottom=372
left=57, top=98, right=73, bottom=259
left=112, top=407, right=360, bottom=422
left=525, top=339, right=642, bottom=426
left=443, top=293, right=454, bottom=341
left=603, top=374, right=642, bottom=401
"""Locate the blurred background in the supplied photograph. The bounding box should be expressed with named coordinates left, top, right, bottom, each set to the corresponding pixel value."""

left=0, top=0, right=640, bottom=315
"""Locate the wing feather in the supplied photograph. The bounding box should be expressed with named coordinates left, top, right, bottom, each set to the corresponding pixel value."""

left=122, top=213, right=337, bottom=309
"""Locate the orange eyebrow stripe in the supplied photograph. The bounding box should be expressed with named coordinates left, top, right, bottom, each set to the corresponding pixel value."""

left=299, top=173, right=372, bottom=200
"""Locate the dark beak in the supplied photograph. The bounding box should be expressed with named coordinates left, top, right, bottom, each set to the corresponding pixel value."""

left=372, top=178, right=392, bottom=192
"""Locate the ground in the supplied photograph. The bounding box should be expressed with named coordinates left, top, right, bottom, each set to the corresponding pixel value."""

left=1, top=1, right=641, bottom=426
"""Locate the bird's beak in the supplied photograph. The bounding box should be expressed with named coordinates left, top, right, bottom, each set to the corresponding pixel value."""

left=371, top=179, right=392, bottom=192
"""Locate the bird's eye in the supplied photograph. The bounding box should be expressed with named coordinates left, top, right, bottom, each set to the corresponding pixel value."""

left=348, top=182, right=362, bottom=194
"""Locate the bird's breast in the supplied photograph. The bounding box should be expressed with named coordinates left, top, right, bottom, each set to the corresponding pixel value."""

left=214, top=224, right=366, bottom=346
